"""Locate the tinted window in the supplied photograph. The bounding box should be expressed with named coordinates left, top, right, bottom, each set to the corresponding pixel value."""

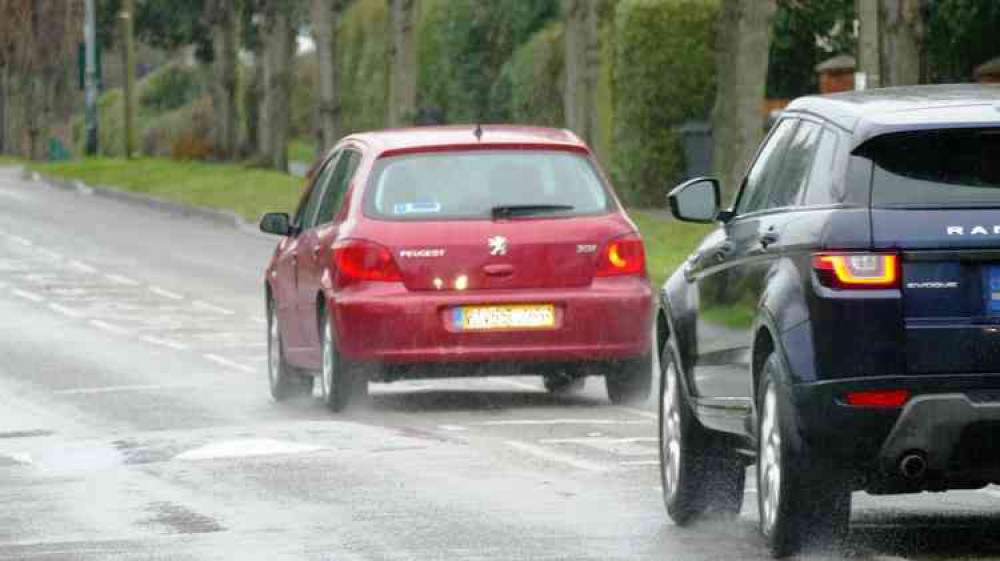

left=737, top=119, right=797, bottom=215
left=365, top=150, right=611, bottom=221
left=766, top=121, right=822, bottom=209
left=803, top=129, right=841, bottom=206
left=864, top=128, right=1000, bottom=207
left=315, top=149, right=362, bottom=225
left=297, top=154, right=339, bottom=229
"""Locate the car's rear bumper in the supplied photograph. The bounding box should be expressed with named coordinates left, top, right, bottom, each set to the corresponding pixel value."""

left=791, top=375, right=1000, bottom=488
left=330, top=277, right=653, bottom=364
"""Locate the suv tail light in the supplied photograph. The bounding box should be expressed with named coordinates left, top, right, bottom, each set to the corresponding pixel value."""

left=333, top=239, right=403, bottom=286
left=596, top=235, right=647, bottom=278
left=812, top=252, right=898, bottom=289
left=845, top=389, right=909, bottom=408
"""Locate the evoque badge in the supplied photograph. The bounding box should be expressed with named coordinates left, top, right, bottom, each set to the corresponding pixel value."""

left=488, top=236, right=508, bottom=256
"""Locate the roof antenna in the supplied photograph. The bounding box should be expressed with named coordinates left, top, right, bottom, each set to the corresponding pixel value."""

left=474, top=123, right=484, bottom=142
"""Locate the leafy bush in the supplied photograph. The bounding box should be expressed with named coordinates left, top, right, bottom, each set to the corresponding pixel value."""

left=141, top=96, right=215, bottom=159
left=612, top=0, right=719, bottom=204
left=506, top=23, right=565, bottom=127
left=337, top=0, right=390, bottom=134
left=139, top=63, right=203, bottom=113
left=418, top=0, right=559, bottom=123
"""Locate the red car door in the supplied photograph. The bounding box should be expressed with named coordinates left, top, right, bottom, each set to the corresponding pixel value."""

left=278, top=155, right=340, bottom=363
left=295, top=146, right=365, bottom=365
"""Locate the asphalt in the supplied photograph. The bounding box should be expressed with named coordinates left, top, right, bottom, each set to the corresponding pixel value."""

left=1, top=165, right=1000, bottom=560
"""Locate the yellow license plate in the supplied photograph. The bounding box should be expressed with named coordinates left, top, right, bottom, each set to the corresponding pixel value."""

left=455, top=304, right=555, bottom=331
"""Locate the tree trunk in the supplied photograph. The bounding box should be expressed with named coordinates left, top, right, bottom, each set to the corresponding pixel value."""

left=880, top=0, right=924, bottom=86
left=711, top=0, right=777, bottom=201
left=207, top=0, right=240, bottom=160
left=259, top=5, right=297, bottom=172
left=312, top=0, right=343, bottom=154
left=562, top=0, right=601, bottom=149
left=387, top=0, right=418, bottom=127
left=0, top=69, right=6, bottom=155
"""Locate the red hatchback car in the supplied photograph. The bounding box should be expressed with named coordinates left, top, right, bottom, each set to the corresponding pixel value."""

left=260, top=126, right=653, bottom=410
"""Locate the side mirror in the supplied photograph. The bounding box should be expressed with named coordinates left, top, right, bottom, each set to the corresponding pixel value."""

left=259, top=212, right=292, bottom=236
left=668, top=177, right=721, bottom=223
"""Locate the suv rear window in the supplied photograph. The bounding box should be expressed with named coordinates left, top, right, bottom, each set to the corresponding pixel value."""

left=364, top=150, right=612, bottom=220
left=863, top=128, right=1000, bottom=207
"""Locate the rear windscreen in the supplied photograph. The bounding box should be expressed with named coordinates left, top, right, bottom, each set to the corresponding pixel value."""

left=364, top=150, right=612, bottom=220
left=862, top=128, right=1000, bottom=207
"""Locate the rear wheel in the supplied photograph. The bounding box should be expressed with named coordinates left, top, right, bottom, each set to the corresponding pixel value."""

left=757, top=353, right=851, bottom=558
left=660, top=344, right=744, bottom=524
left=319, top=311, right=366, bottom=412
left=606, top=353, right=653, bottom=405
left=267, top=300, right=313, bottom=401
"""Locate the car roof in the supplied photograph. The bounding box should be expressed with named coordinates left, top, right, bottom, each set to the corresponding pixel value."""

left=342, top=125, right=588, bottom=157
left=784, top=84, right=1000, bottom=148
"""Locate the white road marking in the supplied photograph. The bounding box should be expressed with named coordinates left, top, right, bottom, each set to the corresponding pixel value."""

left=175, top=439, right=325, bottom=461
left=105, top=274, right=140, bottom=286
left=31, top=172, right=41, bottom=182
left=89, top=319, right=128, bottom=335
left=35, top=248, right=62, bottom=260
left=505, top=440, right=608, bottom=472
left=487, top=377, right=539, bottom=390
left=252, top=316, right=267, bottom=325
left=203, top=353, right=256, bottom=374
left=54, top=383, right=210, bottom=395
left=541, top=436, right=657, bottom=444
left=68, top=260, right=97, bottom=274
left=482, top=419, right=651, bottom=427
left=48, top=303, right=82, bottom=318
left=139, top=335, right=189, bottom=351
left=619, top=460, right=658, bottom=466
left=2, top=452, right=33, bottom=465
left=541, top=436, right=658, bottom=457
left=437, top=425, right=468, bottom=432
left=8, top=235, right=32, bottom=246
left=623, top=407, right=658, bottom=420
left=148, top=286, right=184, bottom=300
left=0, top=189, right=28, bottom=201
left=192, top=300, right=236, bottom=315
left=74, top=181, right=94, bottom=195
left=11, top=288, right=43, bottom=302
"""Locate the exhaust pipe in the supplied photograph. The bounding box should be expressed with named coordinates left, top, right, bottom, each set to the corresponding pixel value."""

left=899, top=452, right=927, bottom=480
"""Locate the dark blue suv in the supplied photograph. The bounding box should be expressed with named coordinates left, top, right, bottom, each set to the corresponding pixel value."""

left=658, top=85, right=1000, bottom=557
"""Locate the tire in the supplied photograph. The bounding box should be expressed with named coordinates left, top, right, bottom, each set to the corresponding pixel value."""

left=660, top=344, right=744, bottom=525
left=319, top=311, right=366, bottom=412
left=543, top=369, right=585, bottom=394
left=267, top=299, right=314, bottom=401
left=606, top=352, right=653, bottom=405
left=757, top=353, right=851, bottom=558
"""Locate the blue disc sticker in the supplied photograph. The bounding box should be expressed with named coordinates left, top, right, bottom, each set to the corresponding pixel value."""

left=394, top=202, right=442, bottom=215
left=452, top=307, right=464, bottom=330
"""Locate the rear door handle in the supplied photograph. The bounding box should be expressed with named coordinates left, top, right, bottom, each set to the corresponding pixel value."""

left=760, top=231, right=780, bottom=248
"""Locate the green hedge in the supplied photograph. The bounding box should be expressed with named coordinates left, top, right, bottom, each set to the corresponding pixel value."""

left=612, top=0, right=718, bottom=204
left=507, top=23, right=565, bottom=127
left=338, top=0, right=390, bottom=134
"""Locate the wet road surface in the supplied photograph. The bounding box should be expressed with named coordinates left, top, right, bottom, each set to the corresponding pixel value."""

left=1, top=166, right=1000, bottom=560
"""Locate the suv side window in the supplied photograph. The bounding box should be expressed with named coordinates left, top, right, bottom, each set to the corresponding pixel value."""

left=802, top=128, right=841, bottom=206
left=297, top=151, right=340, bottom=230
left=736, top=119, right=797, bottom=216
left=315, top=149, right=362, bottom=225
left=766, top=120, right=822, bottom=209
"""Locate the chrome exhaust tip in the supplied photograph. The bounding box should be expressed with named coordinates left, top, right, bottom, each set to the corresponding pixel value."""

left=899, top=452, right=927, bottom=480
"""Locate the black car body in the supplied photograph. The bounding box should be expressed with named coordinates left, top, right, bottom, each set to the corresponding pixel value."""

left=658, top=84, right=1000, bottom=556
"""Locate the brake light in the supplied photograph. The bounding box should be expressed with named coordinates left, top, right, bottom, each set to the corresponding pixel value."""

left=596, top=236, right=646, bottom=277
left=845, top=389, right=909, bottom=408
left=333, top=240, right=403, bottom=285
left=812, top=252, right=898, bottom=289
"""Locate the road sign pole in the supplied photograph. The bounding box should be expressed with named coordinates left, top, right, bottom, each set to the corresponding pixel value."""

left=84, top=0, right=99, bottom=155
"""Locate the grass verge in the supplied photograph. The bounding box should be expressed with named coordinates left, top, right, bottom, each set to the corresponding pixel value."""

left=28, top=157, right=304, bottom=221
left=25, top=157, right=707, bottom=286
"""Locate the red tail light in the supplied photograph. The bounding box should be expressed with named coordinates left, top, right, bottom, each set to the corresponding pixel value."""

left=333, top=239, right=403, bottom=285
left=596, top=235, right=646, bottom=278
left=812, top=252, right=898, bottom=289
left=845, top=389, right=909, bottom=408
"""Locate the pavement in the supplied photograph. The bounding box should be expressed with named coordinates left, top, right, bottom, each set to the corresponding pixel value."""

left=1, top=165, right=999, bottom=560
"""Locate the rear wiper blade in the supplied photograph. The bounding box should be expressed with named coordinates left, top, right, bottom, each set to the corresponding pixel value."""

left=491, top=204, right=574, bottom=220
